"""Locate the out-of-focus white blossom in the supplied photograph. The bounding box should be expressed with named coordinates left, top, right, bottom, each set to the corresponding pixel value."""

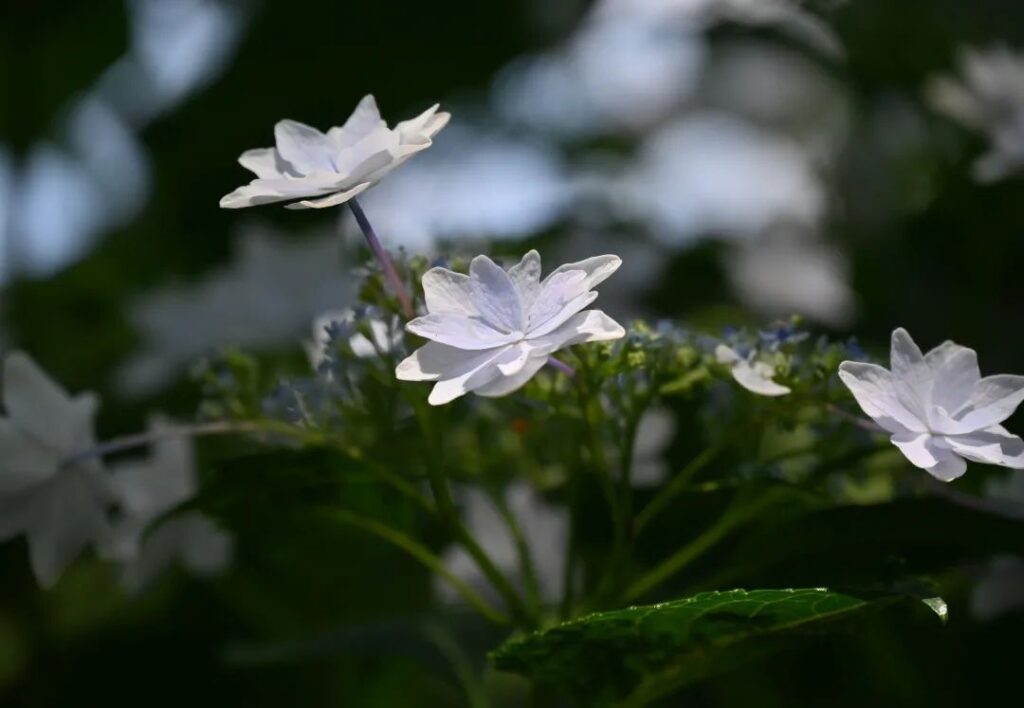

left=716, top=344, right=791, bottom=397
left=220, top=95, right=449, bottom=209
left=118, top=225, right=350, bottom=394
left=839, top=328, right=1024, bottom=482
left=397, top=251, right=625, bottom=405
left=0, top=352, right=110, bottom=588
left=927, top=46, right=1024, bottom=182
left=631, top=407, right=677, bottom=486
left=106, top=420, right=232, bottom=592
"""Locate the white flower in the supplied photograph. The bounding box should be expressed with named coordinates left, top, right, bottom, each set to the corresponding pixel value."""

left=630, top=407, right=677, bottom=487
left=715, top=344, right=791, bottom=397
left=219, top=95, right=450, bottom=209
left=0, top=352, right=110, bottom=587
left=838, top=328, right=1024, bottom=482
left=106, top=421, right=232, bottom=592
left=306, top=309, right=402, bottom=369
left=396, top=251, right=626, bottom=405
left=927, top=46, right=1024, bottom=182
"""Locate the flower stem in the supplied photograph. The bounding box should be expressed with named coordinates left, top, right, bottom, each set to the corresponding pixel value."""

left=62, top=420, right=260, bottom=468
left=348, top=198, right=415, bottom=318
left=546, top=356, right=576, bottom=377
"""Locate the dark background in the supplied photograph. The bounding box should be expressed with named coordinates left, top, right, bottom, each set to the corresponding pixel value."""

left=1, top=0, right=1023, bottom=705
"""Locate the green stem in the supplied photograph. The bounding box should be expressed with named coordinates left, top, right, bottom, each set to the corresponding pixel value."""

left=326, top=509, right=509, bottom=625
left=494, top=490, right=544, bottom=618
left=633, top=444, right=720, bottom=536
left=413, top=401, right=536, bottom=628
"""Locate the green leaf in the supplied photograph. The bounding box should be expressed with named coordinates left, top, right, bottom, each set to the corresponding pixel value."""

left=492, top=588, right=923, bottom=707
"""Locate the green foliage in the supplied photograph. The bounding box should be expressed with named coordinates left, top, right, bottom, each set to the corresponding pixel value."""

left=492, top=588, right=934, bottom=707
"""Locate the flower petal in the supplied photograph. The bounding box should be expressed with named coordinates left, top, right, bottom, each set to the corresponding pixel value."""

left=945, top=426, right=1024, bottom=469
left=406, top=313, right=521, bottom=350
left=926, top=340, right=981, bottom=415
left=27, top=470, right=110, bottom=588
left=954, top=375, right=1024, bottom=430
left=327, top=95, right=385, bottom=149
left=428, top=347, right=511, bottom=405
left=4, top=352, right=97, bottom=455
left=468, top=256, right=523, bottom=333
left=525, top=270, right=588, bottom=334
left=507, top=250, right=543, bottom=309
left=395, top=104, right=447, bottom=142
left=474, top=354, right=549, bottom=398
left=219, top=172, right=345, bottom=209
left=715, top=345, right=741, bottom=364
left=0, top=419, right=60, bottom=493
left=528, top=310, right=626, bottom=355
left=422, top=267, right=479, bottom=317
left=284, top=182, right=372, bottom=210
left=397, top=342, right=476, bottom=382
left=273, top=119, right=337, bottom=174
left=731, top=361, right=791, bottom=397
left=890, top=432, right=968, bottom=481
left=837, top=361, right=927, bottom=434
left=544, top=254, right=622, bottom=291
left=238, top=148, right=295, bottom=178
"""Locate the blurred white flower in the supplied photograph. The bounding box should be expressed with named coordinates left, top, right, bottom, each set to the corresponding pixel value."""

left=355, top=126, right=574, bottom=251
left=716, top=344, right=791, bottom=397
left=306, top=309, right=402, bottom=369
left=927, top=45, right=1024, bottom=182
left=839, top=328, right=1024, bottom=482
left=631, top=407, right=677, bottom=486
left=438, top=483, right=567, bottom=605
left=615, top=114, right=824, bottom=245
left=106, top=420, right=231, bottom=592
left=220, top=95, right=450, bottom=209
left=0, top=352, right=110, bottom=588
left=118, top=225, right=350, bottom=395
left=725, top=230, right=855, bottom=327
left=397, top=251, right=625, bottom=405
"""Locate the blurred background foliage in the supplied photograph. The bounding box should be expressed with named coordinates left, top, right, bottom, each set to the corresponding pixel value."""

left=2, top=0, right=1024, bottom=705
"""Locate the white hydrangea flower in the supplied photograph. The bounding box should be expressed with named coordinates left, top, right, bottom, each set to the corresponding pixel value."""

left=926, top=46, right=1024, bottom=182
left=396, top=251, right=626, bottom=405
left=0, top=352, right=110, bottom=587
left=715, top=344, right=791, bottom=397
left=106, top=421, right=232, bottom=592
left=306, top=309, right=402, bottom=369
left=220, top=95, right=450, bottom=209
left=838, top=328, right=1024, bottom=482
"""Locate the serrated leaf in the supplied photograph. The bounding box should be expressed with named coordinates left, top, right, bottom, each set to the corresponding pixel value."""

left=492, top=588, right=918, bottom=706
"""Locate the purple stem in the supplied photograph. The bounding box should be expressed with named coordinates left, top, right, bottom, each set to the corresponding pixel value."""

left=348, top=198, right=415, bottom=318
left=546, top=356, right=576, bottom=378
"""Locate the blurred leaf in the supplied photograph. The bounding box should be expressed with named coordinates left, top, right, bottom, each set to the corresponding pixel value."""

left=492, top=588, right=929, bottom=706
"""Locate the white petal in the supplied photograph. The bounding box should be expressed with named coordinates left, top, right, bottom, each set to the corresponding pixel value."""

left=474, top=355, right=549, bottom=398
left=955, top=375, right=1024, bottom=430
left=528, top=310, right=625, bottom=355
left=496, top=343, right=532, bottom=376
left=525, top=270, right=587, bottom=334
left=544, top=255, right=622, bottom=291
left=273, top=119, right=337, bottom=174
left=528, top=290, right=598, bottom=339
left=327, top=95, right=385, bottom=149
left=4, top=352, right=97, bottom=455
left=715, top=345, right=741, bottom=364
left=395, top=104, right=441, bottom=141
left=219, top=172, right=345, bottom=209
left=945, top=426, right=1024, bottom=469
left=422, top=267, right=479, bottom=317
left=428, top=347, right=511, bottom=405
left=731, top=361, right=791, bottom=397
left=238, top=148, right=295, bottom=178
left=890, top=327, right=926, bottom=380
left=507, top=250, right=543, bottom=310
left=926, top=341, right=981, bottom=416
left=397, top=342, right=484, bottom=382
left=406, top=313, right=521, bottom=350
left=468, top=256, right=523, bottom=333
left=890, top=432, right=968, bottom=481
left=27, top=470, right=110, bottom=588
left=0, top=419, right=60, bottom=493
left=837, top=361, right=927, bottom=434
left=284, top=182, right=372, bottom=210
